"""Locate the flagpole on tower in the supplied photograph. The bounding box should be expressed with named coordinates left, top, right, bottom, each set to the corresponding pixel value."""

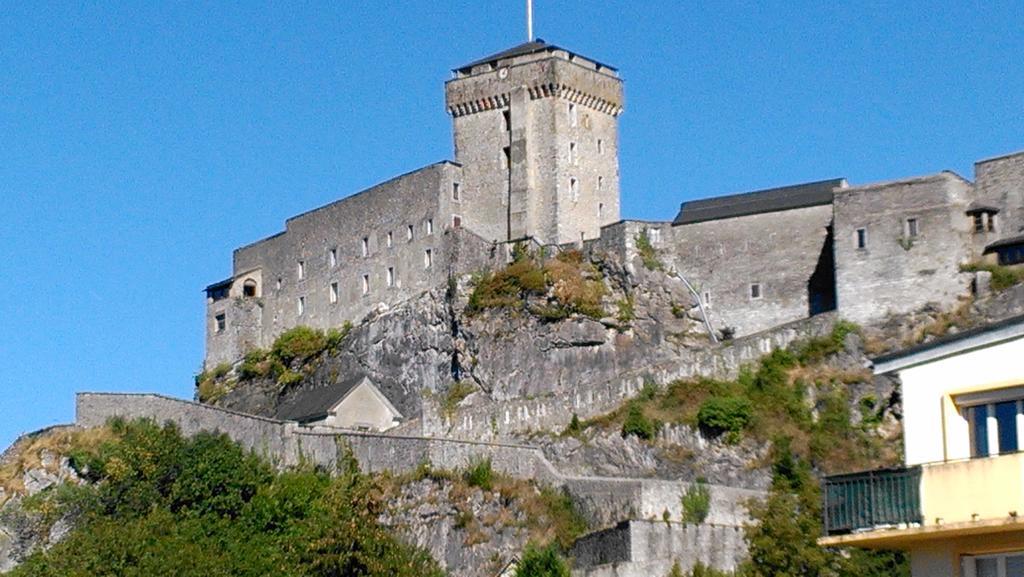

left=527, top=0, right=534, bottom=41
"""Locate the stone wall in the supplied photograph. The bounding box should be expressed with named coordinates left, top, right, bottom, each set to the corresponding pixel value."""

left=834, top=172, right=975, bottom=325
left=74, top=393, right=762, bottom=532
left=975, top=150, right=1024, bottom=237
left=430, top=313, right=837, bottom=441
left=666, top=204, right=835, bottom=337
left=571, top=521, right=748, bottom=576
left=206, top=162, right=463, bottom=367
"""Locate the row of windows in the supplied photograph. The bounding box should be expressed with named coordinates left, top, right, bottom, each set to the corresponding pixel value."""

left=295, top=220, right=440, bottom=282
left=853, top=217, right=920, bottom=250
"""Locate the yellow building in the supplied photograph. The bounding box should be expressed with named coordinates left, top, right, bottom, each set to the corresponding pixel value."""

left=819, top=314, right=1024, bottom=577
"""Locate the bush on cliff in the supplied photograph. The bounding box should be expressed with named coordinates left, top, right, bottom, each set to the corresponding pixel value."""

left=11, top=419, right=443, bottom=577
left=515, top=542, right=570, bottom=577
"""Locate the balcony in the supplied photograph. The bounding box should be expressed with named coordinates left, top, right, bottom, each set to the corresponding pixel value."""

left=821, top=453, right=1024, bottom=547
left=823, top=466, right=923, bottom=536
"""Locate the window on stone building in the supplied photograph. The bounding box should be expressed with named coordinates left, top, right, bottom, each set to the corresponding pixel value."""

left=387, top=267, right=395, bottom=287
left=503, top=109, right=511, bottom=132
left=750, top=283, right=762, bottom=300
left=963, top=396, right=1024, bottom=458
left=598, top=176, right=604, bottom=191
left=598, top=139, right=604, bottom=155
left=974, top=213, right=985, bottom=233
left=649, top=228, right=661, bottom=244
left=703, top=291, right=712, bottom=308
left=387, top=231, right=393, bottom=248
left=855, top=228, right=867, bottom=250
left=598, top=203, right=604, bottom=219
left=424, top=249, right=433, bottom=269
left=297, top=296, right=305, bottom=315
left=453, top=215, right=462, bottom=228
left=569, top=103, right=578, bottom=127
left=361, top=237, right=369, bottom=257
left=362, top=274, right=370, bottom=295
left=426, top=219, right=433, bottom=235
left=452, top=182, right=461, bottom=201
left=989, top=213, right=997, bottom=232
left=243, top=279, right=257, bottom=298
left=906, top=218, right=919, bottom=238
left=502, top=146, right=511, bottom=170
left=329, top=282, right=339, bottom=304
left=569, top=142, right=577, bottom=165
left=407, top=225, right=414, bottom=241
left=298, top=260, right=306, bottom=280
left=276, top=278, right=282, bottom=291
left=329, top=248, right=337, bottom=268
left=570, top=178, right=579, bottom=202
left=214, top=313, right=226, bottom=333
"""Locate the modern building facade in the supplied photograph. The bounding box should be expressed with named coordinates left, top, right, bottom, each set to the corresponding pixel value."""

left=820, top=315, right=1024, bottom=577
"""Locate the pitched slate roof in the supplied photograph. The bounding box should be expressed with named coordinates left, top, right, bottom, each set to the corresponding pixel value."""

left=984, top=233, right=1024, bottom=253
left=672, top=178, right=845, bottom=226
left=454, top=39, right=617, bottom=74
left=275, top=374, right=368, bottom=423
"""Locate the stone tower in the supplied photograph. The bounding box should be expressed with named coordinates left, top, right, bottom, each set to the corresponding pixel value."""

left=446, top=40, right=624, bottom=245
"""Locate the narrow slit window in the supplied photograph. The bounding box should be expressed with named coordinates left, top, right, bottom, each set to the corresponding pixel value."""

left=407, top=225, right=414, bottom=241
left=361, top=274, right=370, bottom=295
left=361, top=237, right=369, bottom=257
left=329, top=282, right=339, bottom=304
left=598, top=176, right=604, bottom=191
left=387, top=231, right=393, bottom=248
left=298, top=260, right=306, bottom=279
left=329, top=248, right=337, bottom=268
left=452, top=182, right=461, bottom=201
left=297, top=296, right=305, bottom=315
left=569, top=103, right=578, bottom=127
left=387, top=267, right=395, bottom=287
left=453, top=215, right=462, bottom=228
left=703, top=292, right=712, bottom=308
left=503, top=109, right=511, bottom=132
left=598, top=202, right=604, bottom=219
left=987, top=213, right=996, bottom=232
left=569, top=142, right=577, bottom=165
left=502, top=146, right=511, bottom=170
left=424, top=249, right=433, bottom=269
left=750, top=283, right=762, bottom=300
left=570, top=178, right=579, bottom=202
left=426, top=219, right=433, bottom=235
left=906, top=218, right=919, bottom=238
left=855, top=228, right=867, bottom=250
left=597, top=139, right=604, bottom=155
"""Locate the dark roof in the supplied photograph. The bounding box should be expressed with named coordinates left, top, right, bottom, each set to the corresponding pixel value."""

left=672, top=178, right=844, bottom=226
left=454, top=39, right=617, bottom=74
left=966, top=202, right=1001, bottom=214
left=204, top=278, right=232, bottom=293
left=275, top=374, right=367, bottom=423
left=985, top=234, right=1024, bottom=253
left=872, top=313, right=1024, bottom=369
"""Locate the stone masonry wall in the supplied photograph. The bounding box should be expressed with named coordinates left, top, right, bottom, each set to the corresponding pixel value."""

left=666, top=204, right=834, bottom=338
left=834, top=172, right=975, bottom=325
left=975, top=150, right=1024, bottom=237
left=571, top=521, right=748, bottom=576
left=74, top=393, right=761, bottom=531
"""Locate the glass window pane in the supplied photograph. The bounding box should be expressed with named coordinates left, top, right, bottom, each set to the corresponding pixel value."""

left=971, top=406, right=990, bottom=457
left=1006, top=555, right=1024, bottom=577
left=976, top=557, right=998, bottom=577
left=997, top=400, right=1019, bottom=454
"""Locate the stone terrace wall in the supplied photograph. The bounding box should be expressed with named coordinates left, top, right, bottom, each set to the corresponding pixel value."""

left=429, top=313, right=837, bottom=441
left=74, top=393, right=761, bottom=530
left=571, top=521, right=748, bottom=576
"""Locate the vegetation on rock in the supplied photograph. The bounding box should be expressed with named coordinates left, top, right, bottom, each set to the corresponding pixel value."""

left=11, top=419, right=443, bottom=577
left=635, top=229, right=664, bottom=271
left=962, top=261, right=1024, bottom=292
left=467, top=250, right=607, bottom=320
left=680, top=479, right=711, bottom=524
left=515, top=542, right=570, bottom=577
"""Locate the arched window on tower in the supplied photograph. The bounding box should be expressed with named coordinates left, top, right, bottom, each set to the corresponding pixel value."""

left=243, top=279, right=258, bottom=298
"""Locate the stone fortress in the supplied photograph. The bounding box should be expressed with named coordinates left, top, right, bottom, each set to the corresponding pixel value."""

left=204, top=39, right=1024, bottom=368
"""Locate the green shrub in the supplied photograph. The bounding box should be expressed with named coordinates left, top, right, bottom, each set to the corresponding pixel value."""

left=681, top=480, right=711, bottom=524
left=635, top=229, right=663, bottom=271
left=616, top=295, right=635, bottom=324
left=638, top=380, right=659, bottom=401
left=271, top=326, right=327, bottom=364
left=796, top=320, right=860, bottom=364
left=621, top=402, right=656, bottom=440
left=238, top=349, right=271, bottom=379
left=325, top=321, right=352, bottom=351
left=515, top=542, right=570, bottom=577
left=464, top=457, right=494, bottom=491
left=442, top=381, right=476, bottom=417
left=962, top=261, right=1024, bottom=292
left=563, top=413, right=582, bottom=437
left=697, top=396, right=752, bottom=441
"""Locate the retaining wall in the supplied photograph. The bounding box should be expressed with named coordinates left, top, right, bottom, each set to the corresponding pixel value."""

left=75, top=393, right=762, bottom=530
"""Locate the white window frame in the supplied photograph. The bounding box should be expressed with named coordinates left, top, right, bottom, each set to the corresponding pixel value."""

left=426, top=219, right=433, bottom=236
left=328, top=248, right=337, bottom=268
left=214, top=313, right=226, bottom=333
left=386, top=231, right=393, bottom=248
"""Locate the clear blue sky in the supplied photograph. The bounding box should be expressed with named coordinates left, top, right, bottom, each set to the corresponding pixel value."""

left=2, top=1, right=1022, bottom=449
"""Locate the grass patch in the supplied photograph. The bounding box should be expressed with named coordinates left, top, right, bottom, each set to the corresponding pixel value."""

left=467, top=250, right=607, bottom=320
left=962, top=261, right=1024, bottom=292
left=635, top=229, right=663, bottom=271
left=0, top=427, right=114, bottom=502
left=442, top=381, right=476, bottom=418
left=464, top=457, right=494, bottom=491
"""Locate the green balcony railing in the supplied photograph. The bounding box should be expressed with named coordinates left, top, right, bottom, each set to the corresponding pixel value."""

left=822, top=466, right=922, bottom=536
